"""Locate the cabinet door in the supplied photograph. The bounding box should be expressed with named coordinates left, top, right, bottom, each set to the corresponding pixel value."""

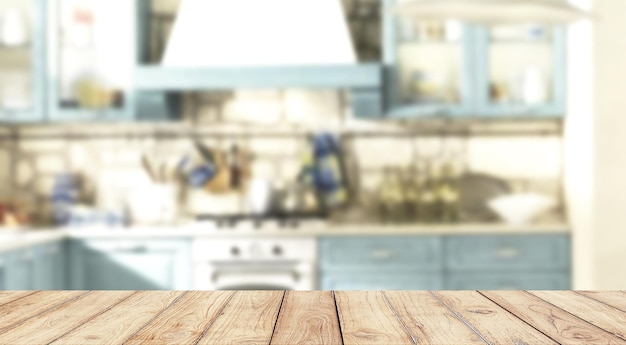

left=5, top=249, right=34, bottom=290
left=70, top=239, right=191, bottom=290
left=33, top=242, right=66, bottom=290
left=0, top=254, right=6, bottom=289
left=320, top=273, right=443, bottom=290
left=383, top=0, right=476, bottom=118
left=0, top=0, right=46, bottom=122
left=47, top=0, right=135, bottom=121
left=445, top=272, right=570, bottom=290
left=475, top=25, right=566, bottom=117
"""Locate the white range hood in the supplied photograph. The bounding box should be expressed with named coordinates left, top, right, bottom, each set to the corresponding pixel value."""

left=162, top=0, right=357, bottom=67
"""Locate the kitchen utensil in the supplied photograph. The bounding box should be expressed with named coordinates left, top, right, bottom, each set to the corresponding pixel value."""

left=194, top=140, right=215, bottom=164
left=205, top=150, right=231, bottom=193
left=487, top=193, right=556, bottom=225
left=458, top=173, right=510, bottom=222
left=141, top=154, right=157, bottom=182
left=188, top=164, right=216, bottom=188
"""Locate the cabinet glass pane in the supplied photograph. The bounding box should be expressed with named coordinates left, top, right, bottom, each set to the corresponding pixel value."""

left=0, top=0, right=33, bottom=116
left=487, top=24, right=553, bottom=106
left=56, top=0, right=132, bottom=110
left=394, top=10, right=464, bottom=106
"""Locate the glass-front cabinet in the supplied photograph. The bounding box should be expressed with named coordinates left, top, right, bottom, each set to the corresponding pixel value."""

left=0, top=0, right=45, bottom=122
left=384, top=0, right=474, bottom=118
left=383, top=0, right=566, bottom=118
left=475, top=24, right=566, bottom=117
left=47, top=0, right=135, bottom=121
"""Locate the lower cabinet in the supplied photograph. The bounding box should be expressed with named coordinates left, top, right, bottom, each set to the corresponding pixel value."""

left=445, top=272, right=570, bottom=290
left=5, top=248, right=34, bottom=290
left=33, top=242, right=66, bottom=290
left=321, top=273, right=443, bottom=290
left=70, top=239, right=191, bottom=290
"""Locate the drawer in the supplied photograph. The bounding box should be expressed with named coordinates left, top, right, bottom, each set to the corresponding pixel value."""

left=445, top=234, right=569, bottom=271
left=445, top=272, right=570, bottom=290
left=320, top=273, right=443, bottom=290
left=319, top=236, right=442, bottom=272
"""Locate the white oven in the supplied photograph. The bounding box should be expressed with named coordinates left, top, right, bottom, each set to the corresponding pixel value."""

left=192, top=237, right=316, bottom=290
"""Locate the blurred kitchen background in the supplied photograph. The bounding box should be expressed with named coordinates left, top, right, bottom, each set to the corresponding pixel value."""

left=0, top=0, right=613, bottom=291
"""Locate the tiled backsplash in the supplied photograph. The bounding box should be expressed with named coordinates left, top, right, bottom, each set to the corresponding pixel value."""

left=0, top=91, right=564, bottom=224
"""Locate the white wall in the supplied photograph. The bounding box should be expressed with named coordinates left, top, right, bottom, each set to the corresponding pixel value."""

left=590, top=0, right=626, bottom=289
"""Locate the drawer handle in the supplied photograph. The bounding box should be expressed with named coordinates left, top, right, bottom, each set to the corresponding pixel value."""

left=370, top=249, right=397, bottom=260
left=495, top=247, right=521, bottom=258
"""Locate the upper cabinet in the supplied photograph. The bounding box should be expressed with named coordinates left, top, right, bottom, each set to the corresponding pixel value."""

left=46, top=0, right=136, bottom=121
left=382, top=0, right=566, bottom=119
left=475, top=24, right=566, bottom=117
left=0, top=0, right=45, bottom=122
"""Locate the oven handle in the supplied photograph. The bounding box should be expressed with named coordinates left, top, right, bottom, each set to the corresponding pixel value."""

left=211, top=269, right=301, bottom=283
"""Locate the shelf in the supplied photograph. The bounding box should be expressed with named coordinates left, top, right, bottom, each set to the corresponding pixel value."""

left=134, top=64, right=382, bottom=91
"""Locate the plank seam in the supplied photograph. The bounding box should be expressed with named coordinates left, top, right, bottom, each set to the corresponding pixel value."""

left=46, top=291, right=140, bottom=345
left=0, top=290, right=92, bottom=335
left=331, top=290, right=345, bottom=345
left=574, top=291, right=626, bottom=315
left=192, top=291, right=238, bottom=345
left=477, top=291, right=563, bottom=345
left=428, top=291, right=492, bottom=345
left=525, top=291, right=626, bottom=342
left=268, top=290, right=287, bottom=345
left=120, top=291, right=190, bottom=345
left=0, top=291, right=40, bottom=308
left=380, top=291, right=419, bottom=345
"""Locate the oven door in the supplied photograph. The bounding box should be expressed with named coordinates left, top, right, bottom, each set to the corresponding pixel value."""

left=194, top=261, right=315, bottom=290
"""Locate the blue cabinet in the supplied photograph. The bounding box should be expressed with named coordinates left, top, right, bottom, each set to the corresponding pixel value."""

left=381, top=0, right=566, bottom=118
left=319, top=236, right=444, bottom=290
left=70, top=239, right=191, bottom=290
left=0, top=0, right=46, bottom=123
left=32, top=242, right=66, bottom=290
left=5, top=248, right=34, bottom=290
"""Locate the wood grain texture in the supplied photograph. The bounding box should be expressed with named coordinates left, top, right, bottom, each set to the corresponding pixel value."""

left=124, top=291, right=235, bottom=345
left=0, top=290, right=88, bottom=333
left=530, top=290, right=626, bottom=341
left=481, top=291, right=626, bottom=345
left=270, top=291, right=342, bottom=345
left=0, top=291, right=135, bottom=345
left=577, top=291, right=626, bottom=312
left=433, top=290, right=558, bottom=345
left=196, top=290, right=284, bottom=345
left=0, top=291, right=38, bottom=306
left=383, top=291, right=486, bottom=345
left=51, top=291, right=184, bottom=345
left=335, top=291, right=414, bottom=345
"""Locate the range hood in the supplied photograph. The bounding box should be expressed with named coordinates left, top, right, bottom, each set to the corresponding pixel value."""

left=134, top=0, right=381, bottom=95
left=162, top=0, right=357, bottom=67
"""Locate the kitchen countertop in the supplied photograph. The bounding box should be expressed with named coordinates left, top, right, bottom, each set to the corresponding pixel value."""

left=0, top=290, right=623, bottom=344
left=0, top=222, right=569, bottom=252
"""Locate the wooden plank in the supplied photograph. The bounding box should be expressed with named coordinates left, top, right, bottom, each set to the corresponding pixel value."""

left=335, top=291, right=414, bottom=345
left=270, top=291, right=342, bottom=345
left=196, top=291, right=284, bottom=345
left=124, top=291, right=235, bottom=345
left=530, top=290, right=626, bottom=341
left=383, top=291, right=487, bottom=345
left=480, top=291, right=626, bottom=345
left=433, top=291, right=558, bottom=345
left=0, top=291, right=88, bottom=332
left=577, top=291, right=626, bottom=312
left=51, top=291, right=184, bottom=345
left=0, top=291, right=39, bottom=307
left=0, top=291, right=135, bottom=345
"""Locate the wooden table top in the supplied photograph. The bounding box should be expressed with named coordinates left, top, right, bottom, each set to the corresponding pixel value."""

left=1, top=290, right=626, bottom=345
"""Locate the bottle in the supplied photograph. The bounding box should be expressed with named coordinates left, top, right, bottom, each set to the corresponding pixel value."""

left=437, top=162, right=460, bottom=223
left=419, top=162, right=438, bottom=223
left=403, top=166, right=420, bottom=222
left=378, top=167, right=403, bottom=223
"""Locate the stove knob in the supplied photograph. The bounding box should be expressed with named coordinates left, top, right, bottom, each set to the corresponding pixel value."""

left=230, top=246, right=240, bottom=257
left=272, top=245, right=283, bottom=256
